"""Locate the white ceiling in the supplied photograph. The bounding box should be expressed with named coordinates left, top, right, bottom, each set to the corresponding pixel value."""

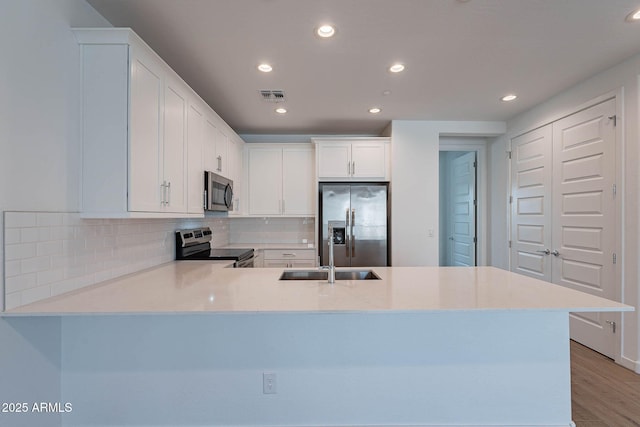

left=87, top=0, right=640, bottom=135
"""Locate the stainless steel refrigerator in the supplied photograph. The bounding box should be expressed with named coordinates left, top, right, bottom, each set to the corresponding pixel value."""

left=319, top=183, right=390, bottom=267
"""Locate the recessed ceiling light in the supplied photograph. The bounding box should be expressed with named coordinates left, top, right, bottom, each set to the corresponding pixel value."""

left=275, top=107, right=287, bottom=114
left=382, top=90, right=392, bottom=96
left=501, top=94, right=518, bottom=102
left=316, top=24, right=336, bottom=38
left=257, top=63, right=273, bottom=73
left=389, top=63, right=405, bottom=73
left=626, top=8, right=640, bottom=22
left=369, top=107, right=382, bottom=114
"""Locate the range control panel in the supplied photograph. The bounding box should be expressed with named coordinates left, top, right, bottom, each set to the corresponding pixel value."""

left=176, top=227, right=213, bottom=247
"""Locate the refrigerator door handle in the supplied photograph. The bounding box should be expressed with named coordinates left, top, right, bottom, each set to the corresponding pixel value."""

left=351, top=208, right=356, bottom=257
left=346, top=208, right=350, bottom=257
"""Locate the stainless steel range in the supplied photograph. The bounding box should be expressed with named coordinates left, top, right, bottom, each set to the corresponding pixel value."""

left=175, top=227, right=254, bottom=267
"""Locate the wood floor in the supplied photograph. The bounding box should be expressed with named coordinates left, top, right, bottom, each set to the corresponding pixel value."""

left=571, top=340, right=640, bottom=426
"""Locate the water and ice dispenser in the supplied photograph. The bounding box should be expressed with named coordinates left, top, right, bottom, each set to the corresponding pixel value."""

left=328, top=220, right=346, bottom=245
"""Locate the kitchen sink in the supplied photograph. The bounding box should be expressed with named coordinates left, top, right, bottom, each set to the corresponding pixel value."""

left=278, top=269, right=381, bottom=281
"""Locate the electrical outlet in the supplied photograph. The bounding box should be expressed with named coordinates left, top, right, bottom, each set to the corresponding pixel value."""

left=428, top=229, right=434, bottom=237
left=263, top=372, right=277, bottom=394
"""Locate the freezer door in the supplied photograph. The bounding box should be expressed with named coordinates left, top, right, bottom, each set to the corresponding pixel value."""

left=350, top=185, right=388, bottom=267
left=321, top=184, right=351, bottom=267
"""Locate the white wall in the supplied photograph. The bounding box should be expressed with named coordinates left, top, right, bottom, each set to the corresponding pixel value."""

left=390, top=121, right=505, bottom=266
left=488, top=134, right=510, bottom=270
left=487, top=52, right=640, bottom=372
left=0, top=2, right=108, bottom=425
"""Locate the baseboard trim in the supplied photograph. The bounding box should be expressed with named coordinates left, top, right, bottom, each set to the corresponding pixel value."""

left=619, top=354, right=640, bottom=373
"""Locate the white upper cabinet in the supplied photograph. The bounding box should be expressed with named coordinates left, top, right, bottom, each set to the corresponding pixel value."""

left=248, top=147, right=282, bottom=215
left=314, top=138, right=390, bottom=181
left=247, top=144, right=315, bottom=216
left=282, top=148, right=315, bottom=215
left=74, top=28, right=244, bottom=218
left=203, top=119, right=229, bottom=177
left=160, top=74, right=188, bottom=213
left=317, top=143, right=352, bottom=178
left=227, top=136, right=245, bottom=214
left=186, top=100, right=205, bottom=214
left=127, top=43, right=164, bottom=212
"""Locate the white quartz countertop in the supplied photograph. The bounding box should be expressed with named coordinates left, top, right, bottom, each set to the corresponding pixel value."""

left=3, top=264, right=632, bottom=316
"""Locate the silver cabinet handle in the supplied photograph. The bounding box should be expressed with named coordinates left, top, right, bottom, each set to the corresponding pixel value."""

left=166, top=181, right=171, bottom=206
left=347, top=161, right=350, bottom=176
left=352, top=161, right=355, bottom=176
left=551, top=250, right=560, bottom=257
left=160, top=181, right=167, bottom=205
left=536, top=249, right=550, bottom=255
left=217, top=155, right=222, bottom=172
left=282, top=253, right=296, bottom=257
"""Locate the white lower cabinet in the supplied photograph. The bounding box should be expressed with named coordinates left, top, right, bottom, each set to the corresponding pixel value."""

left=263, top=249, right=316, bottom=268
left=253, top=250, right=264, bottom=268
left=247, top=145, right=315, bottom=216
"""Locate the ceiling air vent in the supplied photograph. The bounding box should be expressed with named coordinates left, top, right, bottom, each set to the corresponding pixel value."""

left=260, top=90, right=286, bottom=103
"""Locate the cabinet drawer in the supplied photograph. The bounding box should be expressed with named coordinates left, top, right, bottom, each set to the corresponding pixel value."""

left=263, top=249, right=316, bottom=260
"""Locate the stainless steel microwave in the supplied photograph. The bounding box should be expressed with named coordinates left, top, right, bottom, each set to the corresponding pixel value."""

left=204, top=171, right=233, bottom=212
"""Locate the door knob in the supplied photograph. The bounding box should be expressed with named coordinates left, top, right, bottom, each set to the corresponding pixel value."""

left=536, top=249, right=550, bottom=255
left=551, top=250, right=560, bottom=257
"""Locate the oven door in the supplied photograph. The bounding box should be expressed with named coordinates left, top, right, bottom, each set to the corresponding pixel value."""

left=233, top=257, right=254, bottom=268
left=204, top=171, right=233, bottom=212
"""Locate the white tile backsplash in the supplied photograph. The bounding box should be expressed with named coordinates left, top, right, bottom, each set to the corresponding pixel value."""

left=229, top=217, right=315, bottom=245
left=3, top=211, right=230, bottom=310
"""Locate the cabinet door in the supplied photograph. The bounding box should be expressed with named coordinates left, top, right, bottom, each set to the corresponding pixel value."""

left=318, top=143, right=352, bottom=178
left=162, top=77, right=188, bottom=213
left=215, top=129, right=228, bottom=176
left=227, top=137, right=243, bottom=212
left=248, top=148, right=282, bottom=215
left=351, top=142, right=386, bottom=179
left=283, top=147, right=314, bottom=215
left=203, top=119, right=217, bottom=173
left=128, top=46, right=163, bottom=212
left=187, top=101, right=205, bottom=214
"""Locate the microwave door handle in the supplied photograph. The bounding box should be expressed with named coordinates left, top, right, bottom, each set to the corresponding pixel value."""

left=224, top=184, right=233, bottom=209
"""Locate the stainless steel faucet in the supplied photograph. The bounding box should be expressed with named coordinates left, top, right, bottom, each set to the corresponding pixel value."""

left=327, top=223, right=336, bottom=284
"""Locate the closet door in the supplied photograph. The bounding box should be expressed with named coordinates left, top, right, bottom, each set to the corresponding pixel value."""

left=510, top=125, right=553, bottom=282
left=552, top=98, right=617, bottom=358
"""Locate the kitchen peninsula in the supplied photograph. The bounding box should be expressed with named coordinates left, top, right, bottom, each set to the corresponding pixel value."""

left=4, top=264, right=632, bottom=427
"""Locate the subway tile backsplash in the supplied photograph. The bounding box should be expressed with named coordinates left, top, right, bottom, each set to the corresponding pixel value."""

left=3, top=212, right=230, bottom=310
left=229, top=217, right=315, bottom=245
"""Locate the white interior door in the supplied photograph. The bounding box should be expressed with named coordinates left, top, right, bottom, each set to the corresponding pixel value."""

left=510, top=125, right=553, bottom=281
left=450, top=152, right=476, bottom=266
left=552, top=99, right=617, bottom=358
